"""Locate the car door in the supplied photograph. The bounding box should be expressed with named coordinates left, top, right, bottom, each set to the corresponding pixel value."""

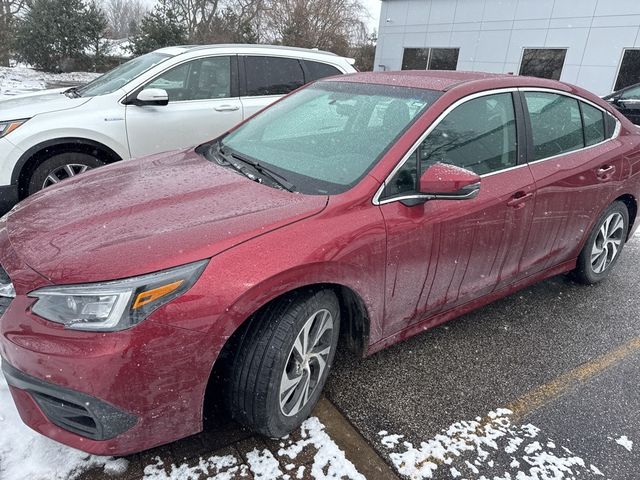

left=125, top=55, right=242, bottom=158
left=239, top=56, right=306, bottom=119
left=378, top=91, right=536, bottom=336
left=612, top=85, right=640, bottom=125
left=519, top=89, right=624, bottom=276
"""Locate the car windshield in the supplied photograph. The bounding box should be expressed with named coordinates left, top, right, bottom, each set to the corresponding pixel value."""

left=218, top=81, right=442, bottom=194
left=76, top=52, right=172, bottom=97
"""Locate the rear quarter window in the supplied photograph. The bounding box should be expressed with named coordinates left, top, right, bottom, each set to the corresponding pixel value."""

left=303, top=61, right=343, bottom=82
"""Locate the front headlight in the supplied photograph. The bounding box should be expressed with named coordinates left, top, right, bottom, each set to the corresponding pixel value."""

left=0, top=119, right=29, bottom=138
left=29, top=260, right=208, bottom=331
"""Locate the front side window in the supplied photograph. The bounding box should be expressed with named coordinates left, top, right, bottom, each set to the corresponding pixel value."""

left=524, top=92, right=583, bottom=160
left=245, top=56, right=304, bottom=96
left=219, top=81, right=441, bottom=194
left=77, top=52, right=171, bottom=97
left=401, top=48, right=459, bottom=71
left=383, top=93, right=517, bottom=199
left=146, top=56, right=231, bottom=102
left=519, top=49, right=567, bottom=80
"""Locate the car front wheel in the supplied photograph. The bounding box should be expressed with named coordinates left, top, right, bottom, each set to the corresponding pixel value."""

left=28, top=152, right=104, bottom=195
left=226, top=289, right=340, bottom=438
left=573, top=201, right=629, bottom=284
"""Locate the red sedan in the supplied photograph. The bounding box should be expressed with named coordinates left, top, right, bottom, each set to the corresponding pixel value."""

left=1, top=71, right=638, bottom=455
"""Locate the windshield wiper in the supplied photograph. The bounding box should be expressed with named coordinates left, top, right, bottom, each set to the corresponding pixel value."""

left=63, top=87, right=81, bottom=98
left=214, top=143, right=297, bottom=193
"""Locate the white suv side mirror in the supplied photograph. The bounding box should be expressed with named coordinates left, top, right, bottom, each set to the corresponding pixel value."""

left=135, top=89, right=169, bottom=106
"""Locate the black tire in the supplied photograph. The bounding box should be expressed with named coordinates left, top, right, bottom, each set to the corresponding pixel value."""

left=27, top=152, right=104, bottom=195
left=226, top=289, right=340, bottom=438
left=572, top=201, right=629, bottom=284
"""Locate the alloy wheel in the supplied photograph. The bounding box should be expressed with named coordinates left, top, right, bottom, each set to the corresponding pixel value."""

left=279, top=308, right=334, bottom=417
left=42, top=164, right=91, bottom=189
left=591, top=212, right=625, bottom=274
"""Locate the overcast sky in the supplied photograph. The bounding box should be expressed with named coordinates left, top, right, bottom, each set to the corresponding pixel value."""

left=364, top=0, right=382, bottom=32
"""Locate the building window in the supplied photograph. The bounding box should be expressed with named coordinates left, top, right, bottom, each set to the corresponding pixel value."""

left=519, top=48, right=567, bottom=80
left=401, top=48, right=459, bottom=71
left=614, top=49, right=640, bottom=92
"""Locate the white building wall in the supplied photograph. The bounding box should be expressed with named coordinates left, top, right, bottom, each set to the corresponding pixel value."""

left=374, top=0, right=640, bottom=95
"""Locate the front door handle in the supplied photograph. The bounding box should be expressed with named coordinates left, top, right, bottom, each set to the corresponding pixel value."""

left=507, top=191, right=534, bottom=208
left=214, top=105, right=240, bottom=112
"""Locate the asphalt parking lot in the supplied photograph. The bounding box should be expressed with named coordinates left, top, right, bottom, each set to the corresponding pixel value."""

left=74, top=234, right=640, bottom=480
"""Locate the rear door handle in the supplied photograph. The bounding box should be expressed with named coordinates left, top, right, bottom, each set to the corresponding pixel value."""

left=507, top=191, right=534, bottom=208
left=214, top=105, right=240, bottom=112
left=596, top=165, right=616, bottom=180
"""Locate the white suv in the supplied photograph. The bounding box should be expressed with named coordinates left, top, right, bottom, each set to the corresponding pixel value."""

left=0, top=44, right=356, bottom=213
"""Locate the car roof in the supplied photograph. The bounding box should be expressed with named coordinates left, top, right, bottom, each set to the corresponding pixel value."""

left=155, top=44, right=346, bottom=59
left=325, top=70, right=574, bottom=93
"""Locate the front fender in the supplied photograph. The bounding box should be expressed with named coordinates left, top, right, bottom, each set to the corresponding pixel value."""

left=151, top=197, right=387, bottom=347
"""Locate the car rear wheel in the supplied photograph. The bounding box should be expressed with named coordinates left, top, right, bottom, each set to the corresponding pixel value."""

left=573, top=201, right=629, bottom=284
left=27, top=152, right=104, bottom=195
left=226, top=289, right=340, bottom=438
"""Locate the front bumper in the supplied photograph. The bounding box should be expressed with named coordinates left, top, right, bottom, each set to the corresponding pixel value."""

left=2, top=360, right=137, bottom=440
left=0, top=296, right=214, bottom=455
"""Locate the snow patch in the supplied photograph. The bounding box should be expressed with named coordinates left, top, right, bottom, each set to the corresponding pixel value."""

left=615, top=435, right=633, bottom=452
left=0, top=66, right=99, bottom=99
left=278, top=416, right=365, bottom=480
left=379, top=408, right=603, bottom=479
left=246, top=449, right=283, bottom=479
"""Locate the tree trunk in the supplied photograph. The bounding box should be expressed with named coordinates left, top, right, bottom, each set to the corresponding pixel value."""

left=0, top=2, right=13, bottom=66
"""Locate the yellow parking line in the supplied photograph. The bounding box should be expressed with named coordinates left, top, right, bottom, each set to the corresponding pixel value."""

left=507, top=336, right=640, bottom=421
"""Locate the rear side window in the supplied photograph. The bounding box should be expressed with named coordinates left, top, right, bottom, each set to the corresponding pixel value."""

left=524, top=92, right=584, bottom=161
left=303, top=61, right=342, bottom=82
left=244, top=56, right=304, bottom=96
left=581, top=102, right=605, bottom=146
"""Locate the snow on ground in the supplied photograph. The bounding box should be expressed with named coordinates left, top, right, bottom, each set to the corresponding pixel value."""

left=0, top=372, right=128, bottom=480
left=144, top=417, right=365, bottom=480
left=614, top=435, right=633, bottom=452
left=377, top=408, right=633, bottom=479
left=0, top=66, right=100, bottom=99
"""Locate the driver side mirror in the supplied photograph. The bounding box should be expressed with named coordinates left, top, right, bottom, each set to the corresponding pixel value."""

left=135, top=88, right=169, bottom=106
left=419, top=162, right=481, bottom=200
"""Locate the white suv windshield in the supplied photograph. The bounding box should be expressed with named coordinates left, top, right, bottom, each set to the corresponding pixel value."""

left=218, top=81, right=441, bottom=194
left=76, top=52, right=172, bottom=97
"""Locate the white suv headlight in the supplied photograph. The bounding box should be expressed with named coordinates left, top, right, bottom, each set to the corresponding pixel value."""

left=29, top=260, right=208, bottom=331
left=0, top=119, right=29, bottom=138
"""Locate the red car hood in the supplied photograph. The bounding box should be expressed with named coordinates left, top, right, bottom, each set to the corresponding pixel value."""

left=5, top=149, right=328, bottom=284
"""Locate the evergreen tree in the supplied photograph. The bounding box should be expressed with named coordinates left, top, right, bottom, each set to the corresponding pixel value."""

left=130, top=0, right=187, bottom=55
left=14, top=0, right=108, bottom=71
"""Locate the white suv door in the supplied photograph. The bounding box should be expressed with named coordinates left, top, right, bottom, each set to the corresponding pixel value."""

left=125, top=55, right=243, bottom=157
